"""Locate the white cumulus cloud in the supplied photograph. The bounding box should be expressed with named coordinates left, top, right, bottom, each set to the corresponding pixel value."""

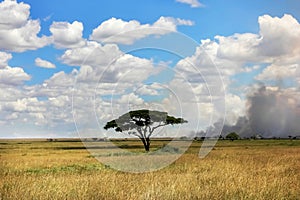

left=172, top=14, right=300, bottom=131
left=0, top=0, right=50, bottom=52
left=0, top=51, right=12, bottom=68
left=0, top=66, right=31, bottom=86
left=255, top=64, right=299, bottom=81
left=258, top=14, right=300, bottom=57
left=0, top=0, right=30, bottom=29
left=60, top=41, right=122, bottom=67
left=2, top=10, right=300, bottom=138
left=90, top=16, right=194, bottom=44
left=50, top=21, right=86, bottom=49
left=35, top=58, right=56, bottom=69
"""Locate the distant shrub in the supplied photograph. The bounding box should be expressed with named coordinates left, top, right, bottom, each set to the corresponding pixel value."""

left=226, top=132, right=240, bottom=141
left=160, top=144, right=181, bottom=154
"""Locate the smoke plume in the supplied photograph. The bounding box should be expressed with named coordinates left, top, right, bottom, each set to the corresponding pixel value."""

left=246, top=85, right=300, bottom=138
left=203, top=85, right=300, bottom=138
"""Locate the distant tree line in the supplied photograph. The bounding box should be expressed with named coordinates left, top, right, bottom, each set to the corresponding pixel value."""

left=193, top=132, right=300, bottom=141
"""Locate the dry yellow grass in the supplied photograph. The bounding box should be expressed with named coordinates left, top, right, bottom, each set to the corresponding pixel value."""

left=1, top=139, right=300, bottom=199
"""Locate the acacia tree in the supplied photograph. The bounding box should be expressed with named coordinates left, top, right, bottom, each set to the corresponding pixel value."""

left=104, top=109, right=187, bottom=151
left=226, top=132, right=240, bottom=141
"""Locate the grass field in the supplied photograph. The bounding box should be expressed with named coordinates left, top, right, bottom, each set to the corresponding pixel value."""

left=1, top=139, right=300, bottom=199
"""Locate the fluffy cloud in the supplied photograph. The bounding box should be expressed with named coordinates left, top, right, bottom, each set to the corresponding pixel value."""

left=0, top=51, right=12, bottom=68
left=49, top=95, right=70, bottom=108
left=35, top=58, right=56, bottom=69
left=118, top=93, right=144, bottom=105
left=0, top=71, right=76, bottom=132
left=0, top=94, right=48, bottom=128
left=175, top=0, right=204, bottom=8
left=107, top=54, right=159, bottom=83
left=60, top=41, right=159, bottom=85
left=2, top=11, right=300, bottom=138
left=175, top=40, right=234, bottom=94
left=215, top=33, right=261, bottom=62
left=178, top=14, right=300, bottom=87
left=0, top=9, right=195, bottom=137
left=153, top=16, right=194, bottom=27
left=215, top=14, right=300, bottom=66
left=171, top=14, right=300, bottom=133
left=50, top=21, right=86, bottom=49
left=44, top=70, right=77, bottom=88
left=61, top=41, right=122, bottom=67
left=0, top=66, right=31, bottom=86
left=0, top=0, right=29, bottom=29
left=254, top=15, right=300, bottom=84
left=256, top=64, right=299, bottom=81
left=90, top=17, right=194, bottom=44
left=55, top=40, right=164, bottom=131
left=258, top=14, right=300, bottom=57
left=69, top=14, right=300, bottom=137
left=0, top=93, right=73, bottom=129
left=0, top=86, right=25, bottom=102
left=2, top=97, right=46, bottom=113
left=135, top=84, right=160, bottom=96
left=0, top=0, right=49, bottom=52
left=224, top=94, right=246, bottom=125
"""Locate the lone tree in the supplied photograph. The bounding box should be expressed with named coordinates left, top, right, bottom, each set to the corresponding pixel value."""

left=104, top=109, right=187, bottom=151
left=226, top=132, right=240, bottom=141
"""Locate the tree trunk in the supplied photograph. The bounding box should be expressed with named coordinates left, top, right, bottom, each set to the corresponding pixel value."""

left=140, top=137, right=150, bottom=152
left=145, top=137, right=150, bottom=151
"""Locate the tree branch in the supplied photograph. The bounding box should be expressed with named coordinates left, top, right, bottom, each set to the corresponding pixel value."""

left=130, top=131, right=142, bottom=139
left=151, top=123, right=167, bottom=133
left=136, top=127, right=144, bottom=139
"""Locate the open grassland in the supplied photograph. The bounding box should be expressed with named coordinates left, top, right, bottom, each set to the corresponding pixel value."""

left=1, top=139, right=300, bottom=200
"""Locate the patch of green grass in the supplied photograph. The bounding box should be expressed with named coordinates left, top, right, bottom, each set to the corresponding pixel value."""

left=25, top=163, right=106, bottom=174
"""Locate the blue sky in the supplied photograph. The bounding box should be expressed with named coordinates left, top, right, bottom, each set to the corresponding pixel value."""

left=9, top=0, right=300, bottom=85
left=24, top=0, right=300, bottom=37
left=1, top=0, right=300, bottom=138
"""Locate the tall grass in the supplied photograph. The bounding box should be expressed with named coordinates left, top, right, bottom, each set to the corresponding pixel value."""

left=1, top=139, right=299, bottom=199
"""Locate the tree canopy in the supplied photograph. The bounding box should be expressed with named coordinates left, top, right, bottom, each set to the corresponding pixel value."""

left=104, top=109, right=187, bottom=151
left=225, top=132, right=240, bottom=141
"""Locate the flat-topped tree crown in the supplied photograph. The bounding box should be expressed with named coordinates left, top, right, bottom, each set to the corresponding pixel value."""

left=104, top=109, right=187, bottom=151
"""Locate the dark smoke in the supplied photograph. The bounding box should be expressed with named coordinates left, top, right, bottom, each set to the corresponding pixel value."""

left=202, top=85, right=300, bottom=138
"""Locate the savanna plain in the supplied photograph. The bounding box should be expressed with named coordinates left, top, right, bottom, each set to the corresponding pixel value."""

left=1, top=139, right=300, bottom=200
